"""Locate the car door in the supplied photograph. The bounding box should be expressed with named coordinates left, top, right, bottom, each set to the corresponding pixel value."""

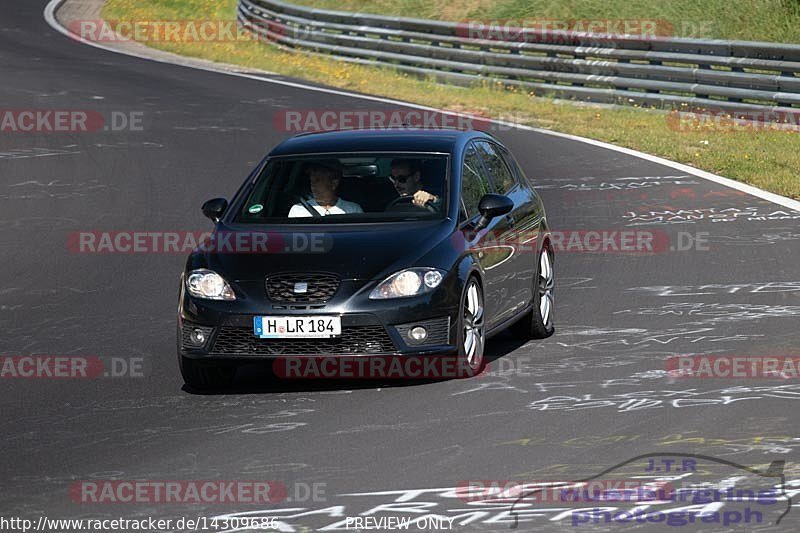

left=496, top=145, right=547, bottom=308
left=460, top=141, right=518, bottom=329
left=472, top=140, right=532, bottom=321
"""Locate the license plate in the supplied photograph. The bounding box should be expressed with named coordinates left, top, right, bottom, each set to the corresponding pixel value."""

left=254, top=316, right=341, bottom=338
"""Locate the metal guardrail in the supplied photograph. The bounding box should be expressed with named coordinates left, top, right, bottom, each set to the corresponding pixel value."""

left=237, top=0, right=800, bottom=121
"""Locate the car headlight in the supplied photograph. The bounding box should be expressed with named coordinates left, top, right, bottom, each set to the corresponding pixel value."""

left=369, top=268, right=445, bottom=299
left=185, top=269, right=236, bottom=300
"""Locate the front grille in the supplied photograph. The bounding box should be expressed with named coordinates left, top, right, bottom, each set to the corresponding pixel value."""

left=266, top=273, right=340, bottom=303
left=210, top=325, right=396, bottom=356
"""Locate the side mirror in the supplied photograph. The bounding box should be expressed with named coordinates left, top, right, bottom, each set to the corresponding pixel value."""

left=475, top=193, right=513, bottom=230
left=202, top=198, right=228, bottom=222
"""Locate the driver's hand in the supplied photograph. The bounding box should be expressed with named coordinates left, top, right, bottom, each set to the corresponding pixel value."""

left=412, top=190, right=438, bottom=207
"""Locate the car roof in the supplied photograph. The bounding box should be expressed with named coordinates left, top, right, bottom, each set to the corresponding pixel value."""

left=267, top=128, right=495, bottom=157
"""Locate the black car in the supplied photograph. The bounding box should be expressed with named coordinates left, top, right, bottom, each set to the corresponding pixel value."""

left=178, top=128, right=553, bottom=389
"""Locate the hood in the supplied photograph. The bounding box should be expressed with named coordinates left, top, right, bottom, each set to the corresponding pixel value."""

left=191, top=220, right=455, bottom=281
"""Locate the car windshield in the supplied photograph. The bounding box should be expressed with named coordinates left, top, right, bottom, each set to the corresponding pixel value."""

left=234, top=153, right=449, bottom=224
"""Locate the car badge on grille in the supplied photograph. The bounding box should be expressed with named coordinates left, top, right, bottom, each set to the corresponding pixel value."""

left=293, top=282, right=309, bottom=294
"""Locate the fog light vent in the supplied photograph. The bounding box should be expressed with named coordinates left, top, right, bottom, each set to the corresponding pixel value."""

left=392, top=317, right=450, bottom=346
left=190, top=329, right=207, bottom=345
left=181, top=322, right=214, bottom=349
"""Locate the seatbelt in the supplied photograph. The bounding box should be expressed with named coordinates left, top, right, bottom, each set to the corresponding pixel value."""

left=298, top=196, right=322, bottom=218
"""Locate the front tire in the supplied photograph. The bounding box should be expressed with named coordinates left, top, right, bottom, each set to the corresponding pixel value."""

left=512, top=245, right=555, bottom=339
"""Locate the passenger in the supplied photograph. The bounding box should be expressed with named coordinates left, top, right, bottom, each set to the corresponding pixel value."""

left=389, top=159, right=441, bottom=208
left=288, top=161, right=363, bottom=217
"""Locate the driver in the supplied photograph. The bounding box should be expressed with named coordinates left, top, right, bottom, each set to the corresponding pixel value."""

left=288, top=161, right=364, bottom=218
left=389, top=159, right=441, bottom=208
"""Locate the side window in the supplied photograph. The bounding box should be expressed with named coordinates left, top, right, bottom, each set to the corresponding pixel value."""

left=475, top=141, right=516, bottom=195
left=461, top=143, right=492, bottom=219
left=501, top=148, right=531, bottom=188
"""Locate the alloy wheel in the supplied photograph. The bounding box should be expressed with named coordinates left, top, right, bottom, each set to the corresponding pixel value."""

left=463, top=280, right=485, bottom=369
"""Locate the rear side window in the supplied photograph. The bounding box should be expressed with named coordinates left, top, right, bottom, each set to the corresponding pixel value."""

left=500, top=147, right=531, bottom=187
left=461, top=143, right=492, bottom=219
left=475, top=140, right=516, bottom=194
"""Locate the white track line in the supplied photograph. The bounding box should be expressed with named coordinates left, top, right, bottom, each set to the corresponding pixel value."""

left=44, top=0, right=800, bottom=212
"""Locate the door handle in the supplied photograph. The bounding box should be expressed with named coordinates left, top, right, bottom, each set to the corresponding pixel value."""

left=505, top=214, right=516, bottom=228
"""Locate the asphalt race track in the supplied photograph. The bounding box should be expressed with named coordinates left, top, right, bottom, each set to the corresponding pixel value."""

left=2, top=1, right=800, bottom=531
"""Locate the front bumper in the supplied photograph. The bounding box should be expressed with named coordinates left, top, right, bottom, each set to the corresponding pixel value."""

left=178, top=277, right=460, bottom=360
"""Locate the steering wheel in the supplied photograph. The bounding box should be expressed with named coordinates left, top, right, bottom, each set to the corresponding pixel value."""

left=386, top=195, right=437, bottom=213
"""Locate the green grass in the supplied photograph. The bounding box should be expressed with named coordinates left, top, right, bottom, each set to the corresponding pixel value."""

left=289, top=0, right=800, bottom=42
left=102, top=0, right=800, bottom=199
